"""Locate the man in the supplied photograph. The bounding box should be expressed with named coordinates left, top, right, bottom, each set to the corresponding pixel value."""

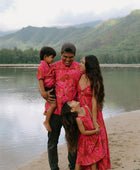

left=40, top=42, right=82, bottom=170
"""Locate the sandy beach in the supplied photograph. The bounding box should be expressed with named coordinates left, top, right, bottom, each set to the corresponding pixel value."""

left=18, top=110, right=140, bottom=170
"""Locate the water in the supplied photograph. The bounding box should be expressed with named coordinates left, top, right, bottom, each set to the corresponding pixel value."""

left=0, top=67, right=140, bottom=170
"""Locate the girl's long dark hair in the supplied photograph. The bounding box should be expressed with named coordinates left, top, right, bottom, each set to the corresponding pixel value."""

left=61, top=102, right=78, bottom=153
left=85, top=55, right=105, bottom=110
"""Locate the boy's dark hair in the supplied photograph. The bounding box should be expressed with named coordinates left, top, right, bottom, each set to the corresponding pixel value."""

left=39, top=46, right=56, bottom=60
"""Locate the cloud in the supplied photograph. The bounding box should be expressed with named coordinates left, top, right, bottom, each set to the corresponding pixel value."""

left=50, top=11, right=98, bottom=26
left=0, top=0, right=140, bottom=31
left=51, top=6, right=138, bottom=26
left=0, top=0, right=14, bottom=12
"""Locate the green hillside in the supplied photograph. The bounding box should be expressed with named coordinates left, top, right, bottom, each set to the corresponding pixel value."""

left=0, top=26, right=91, bottom=50
left=0, top=10, right=140, bottom=63
left=80, top=10, right=140, bottom=54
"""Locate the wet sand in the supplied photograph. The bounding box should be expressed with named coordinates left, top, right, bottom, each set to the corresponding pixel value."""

left=18, top=110, right=140, bottom=170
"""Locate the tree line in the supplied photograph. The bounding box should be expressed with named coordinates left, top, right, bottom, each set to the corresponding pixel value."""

left=0, top=48, right=139, bottom=64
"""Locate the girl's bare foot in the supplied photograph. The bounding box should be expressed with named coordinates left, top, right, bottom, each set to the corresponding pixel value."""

left=43, top=121, right=52, bottom=132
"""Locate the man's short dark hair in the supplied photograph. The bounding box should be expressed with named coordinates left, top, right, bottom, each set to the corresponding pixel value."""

left=61, top=43, right=76, bottom=55
left=40, top=46, right=56, bottom=60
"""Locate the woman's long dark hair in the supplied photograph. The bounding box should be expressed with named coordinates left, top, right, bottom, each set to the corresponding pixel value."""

left=85, top=55, right=105, bottom=110
left=61, top=102, right=78, bottom=153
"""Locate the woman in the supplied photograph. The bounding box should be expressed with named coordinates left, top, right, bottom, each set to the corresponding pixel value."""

left=77, top=55, right=111, bottom=170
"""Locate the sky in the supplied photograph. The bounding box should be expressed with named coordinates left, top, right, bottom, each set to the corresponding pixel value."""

left=0, top=0, right=140, bottom=31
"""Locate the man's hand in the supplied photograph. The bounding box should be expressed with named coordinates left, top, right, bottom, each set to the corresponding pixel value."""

left=39, top=86, right=48, bottom=100
left=47, top=89, right=56, bottom=104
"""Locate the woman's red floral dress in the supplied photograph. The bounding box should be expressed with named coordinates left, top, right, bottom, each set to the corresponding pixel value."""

left=77, top=84, right=111, bottom=170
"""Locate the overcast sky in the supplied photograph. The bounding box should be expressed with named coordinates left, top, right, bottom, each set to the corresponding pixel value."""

left=0, top=0, right=140, bottom=31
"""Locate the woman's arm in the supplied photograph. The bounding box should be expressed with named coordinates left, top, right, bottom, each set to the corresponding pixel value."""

left=76, top=118, right=100, bottom=135
left=92, top=82, right=100, bottom=128
left=91, top=93, right=97, bottom=121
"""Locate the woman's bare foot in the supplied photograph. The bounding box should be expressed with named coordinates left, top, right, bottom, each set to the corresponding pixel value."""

left=43, top=121, right=52, bottom=132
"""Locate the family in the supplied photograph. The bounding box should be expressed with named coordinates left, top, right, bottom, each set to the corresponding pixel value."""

left=37, top=43, right=111, bottom=170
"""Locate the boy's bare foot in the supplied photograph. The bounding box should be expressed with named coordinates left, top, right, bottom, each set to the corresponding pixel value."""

left=43, top=112, right=47, bottom=116
left=43, top=121, right=52, bottom=132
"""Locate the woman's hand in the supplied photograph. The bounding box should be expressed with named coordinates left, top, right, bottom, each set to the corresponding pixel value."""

left=95, top=122, right=100, bottom=128
left=93, top=120, right=100, bottom=129
left=95, top=126, right=100, bottom=134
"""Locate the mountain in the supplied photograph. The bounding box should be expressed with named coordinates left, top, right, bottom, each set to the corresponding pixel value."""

left=0, top=26, right=92, bottom=50
left=77, top=10, right=140, bottom=56
left=0, top=10, right=140, bottom=59
left=0, top=30, right=16, bottom=37
left=0, top=31, right=5, bottom=37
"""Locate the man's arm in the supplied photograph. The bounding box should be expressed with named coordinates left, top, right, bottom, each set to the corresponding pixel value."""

left=39, top=79, right=56, bottom=103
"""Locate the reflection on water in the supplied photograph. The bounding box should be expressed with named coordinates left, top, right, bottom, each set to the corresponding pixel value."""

left=102, top=67, right=140, bottom=118
left=0, top=67, right=140, bottom=170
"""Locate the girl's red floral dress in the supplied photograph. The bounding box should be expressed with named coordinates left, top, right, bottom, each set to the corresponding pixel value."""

left=76, top=106, right=105, bottom=167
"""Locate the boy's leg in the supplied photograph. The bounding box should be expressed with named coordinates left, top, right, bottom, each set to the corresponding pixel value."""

left=44, top=115, right=52, bottom=131
left=74, top=164, right=81, bottom=170
left=91, top=163, right=96, bottom=170
left=48, top=114, right=62, bottom=170
left=68, top=151, right=77, bottom=170
left=44, top=103, right=56, bottom=131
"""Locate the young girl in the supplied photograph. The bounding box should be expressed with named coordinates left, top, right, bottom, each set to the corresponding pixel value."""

left=77, top=55, right=111, bottom=169
left=37, top=46, right=56, bottom=132
left=61, top=100, right=104, bottom=170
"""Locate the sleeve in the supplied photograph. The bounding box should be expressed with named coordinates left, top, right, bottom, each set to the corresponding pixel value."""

left=77, top=63, right=83, bottom=76
left=37, top=66, right=44, bottom=80
left=51, top=63, right=56, bottom=80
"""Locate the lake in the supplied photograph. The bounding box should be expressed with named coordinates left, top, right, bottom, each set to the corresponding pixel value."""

left=0, top=67, right=140, bottom=170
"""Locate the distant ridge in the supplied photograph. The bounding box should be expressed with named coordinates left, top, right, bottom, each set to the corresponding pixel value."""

left=73, top=20, right=102, bottom=28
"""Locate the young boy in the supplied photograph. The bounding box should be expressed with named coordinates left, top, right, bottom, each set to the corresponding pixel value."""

left=37, top=46, right=56, bottom=131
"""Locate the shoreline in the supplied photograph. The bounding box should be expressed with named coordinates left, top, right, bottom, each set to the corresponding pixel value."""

left=17, top=110, right=140, bottom=170
left=0, top=63, right=140, bottom=68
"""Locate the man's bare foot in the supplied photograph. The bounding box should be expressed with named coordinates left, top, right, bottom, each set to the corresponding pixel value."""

left=43, top=121, right=52, bottom=132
